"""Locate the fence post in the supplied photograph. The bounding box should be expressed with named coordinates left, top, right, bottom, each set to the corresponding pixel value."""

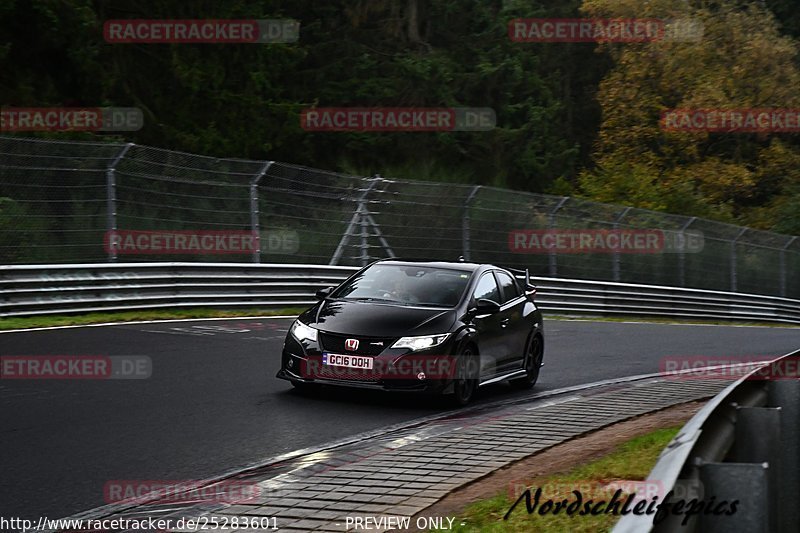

left=678, top=217, right=696, bottom=287
left=780, top=237, right=797, bottom=298
left=360, top=203, right=369, bottom=266
left=461, top=186, right=481, bottom=261
left=250, top=161, right=274, bottom=263
left=612, top=207, right=631, bottom=282
left=106, top=143, right=134, bottom=262
left=731, top=228, right=747, bottom=292
left=548, top=197, right=570, bottom=277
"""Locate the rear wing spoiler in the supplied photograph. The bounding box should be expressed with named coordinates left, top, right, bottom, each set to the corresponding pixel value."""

left=504, top=266, right=537, bottom=297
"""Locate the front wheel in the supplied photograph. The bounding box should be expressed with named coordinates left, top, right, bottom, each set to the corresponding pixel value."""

left=511, top=334, right=543, bottom=389
left=450, top=347, right=479, bottom=406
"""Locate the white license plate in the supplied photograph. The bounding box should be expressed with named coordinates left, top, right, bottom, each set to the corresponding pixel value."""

left=323, top=353, right=374, bottom=370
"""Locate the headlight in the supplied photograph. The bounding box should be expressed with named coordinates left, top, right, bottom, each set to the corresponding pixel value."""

left=392, top=333, right=450, bottom=351
left=291, top=320, right=318, bottom=342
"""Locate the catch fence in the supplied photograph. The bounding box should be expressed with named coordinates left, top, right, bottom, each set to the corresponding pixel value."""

left=1, top=136, right=798, bottom=298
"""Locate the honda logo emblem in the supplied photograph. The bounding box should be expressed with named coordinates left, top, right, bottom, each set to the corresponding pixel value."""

left=345, top=338, right=359, bottom=351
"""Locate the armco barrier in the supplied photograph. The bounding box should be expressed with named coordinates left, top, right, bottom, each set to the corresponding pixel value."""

left=613, top=349, right=800, bottom=533
left=1, top=263, right=799, bottom=323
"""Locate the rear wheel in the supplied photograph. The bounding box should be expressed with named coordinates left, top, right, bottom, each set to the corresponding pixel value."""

left=511, top=334, right=543, bottom=389
left=451, top=346, right=479, bottom=406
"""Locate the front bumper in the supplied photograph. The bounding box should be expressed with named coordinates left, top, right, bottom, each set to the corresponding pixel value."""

left=276, top=332, right=458, bottom=394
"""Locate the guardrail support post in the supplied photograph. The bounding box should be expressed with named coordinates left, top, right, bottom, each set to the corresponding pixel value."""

left=461, top=186, right=480, bottom=261
left=699, top=462, right=769, bottom=532
left=768, top=380, right=800, bottom=533
left=105, top=143, right=134, bottom=262
left=548, top=197, right=569, bottom=277
left=250, top=161, right=274, bottom=264
left=734, top=406, right=781, bottom=531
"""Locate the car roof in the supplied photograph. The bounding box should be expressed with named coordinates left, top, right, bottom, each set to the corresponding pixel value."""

left=374, top=258, right=488, bottom=273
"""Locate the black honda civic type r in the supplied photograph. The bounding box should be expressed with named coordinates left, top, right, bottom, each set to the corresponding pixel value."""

left=276, top=259, right=544, bottom=405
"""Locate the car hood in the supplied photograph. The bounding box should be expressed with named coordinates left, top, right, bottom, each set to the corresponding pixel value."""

left=299, top=299, right=456, bottom=337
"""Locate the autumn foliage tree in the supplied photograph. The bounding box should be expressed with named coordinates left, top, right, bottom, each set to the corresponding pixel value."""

left=578, top=0, right=800, bottom=232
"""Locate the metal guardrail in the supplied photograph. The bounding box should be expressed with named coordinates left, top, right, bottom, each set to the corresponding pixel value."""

left=614, top=350, right=800, bottom=533
left=0, top=263, right=355, bottom=317
left=1, top=263, right=799, bottom=323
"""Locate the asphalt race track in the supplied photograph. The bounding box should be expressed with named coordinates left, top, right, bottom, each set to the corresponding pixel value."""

left=1, top=317, right=798, bottom=522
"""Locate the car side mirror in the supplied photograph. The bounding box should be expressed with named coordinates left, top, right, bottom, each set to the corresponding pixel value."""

left=526, top=284, right=537, bottom=299
left=475, top=298, right=501, bottom=314
left=315, top=286, right=334, bottom=300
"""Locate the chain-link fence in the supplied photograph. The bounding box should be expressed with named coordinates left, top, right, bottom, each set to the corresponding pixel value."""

left=2, top=136, right=798, bottom=298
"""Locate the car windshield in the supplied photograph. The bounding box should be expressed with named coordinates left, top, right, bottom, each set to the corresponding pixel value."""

left=331, top=264, right=472, bottom=307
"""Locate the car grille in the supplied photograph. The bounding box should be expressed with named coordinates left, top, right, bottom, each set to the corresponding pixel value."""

left=318, top=333, right=397, bottom=356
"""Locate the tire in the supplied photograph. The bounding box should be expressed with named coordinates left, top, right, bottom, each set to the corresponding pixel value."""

left=511, top=334, right=543, bottom=389
left=450, top=346, right=479, bottom=406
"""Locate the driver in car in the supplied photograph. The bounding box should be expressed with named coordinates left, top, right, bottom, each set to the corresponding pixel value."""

left=380, top=274, right=419, bottom=303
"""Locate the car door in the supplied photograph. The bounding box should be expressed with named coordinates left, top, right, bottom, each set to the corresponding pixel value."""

left=494, top=270, right=529, bottom=372
left=469, top=272, right=507, bottom=378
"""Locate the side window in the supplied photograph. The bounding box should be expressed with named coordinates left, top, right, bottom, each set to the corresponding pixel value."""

left=473, top=273, right=501, bottom=303
left=496, top=271, right=520, bottom=303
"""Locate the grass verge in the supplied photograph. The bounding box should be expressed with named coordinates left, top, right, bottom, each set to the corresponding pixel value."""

left=0, top=307, right=306, bottom=331
left=447, top=426, right=679, bottom=532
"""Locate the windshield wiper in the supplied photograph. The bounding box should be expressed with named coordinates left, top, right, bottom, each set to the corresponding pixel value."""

left=339, top=297, right=397, bottom=303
